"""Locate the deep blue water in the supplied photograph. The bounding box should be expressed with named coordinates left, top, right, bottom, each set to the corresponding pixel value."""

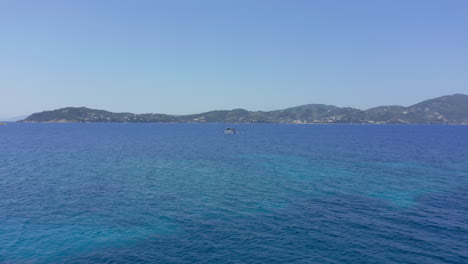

left=0, top=123, right=467, bottom=263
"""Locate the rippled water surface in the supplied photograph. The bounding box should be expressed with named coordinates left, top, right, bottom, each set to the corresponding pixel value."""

left=1, top=123, right=467, bottom=263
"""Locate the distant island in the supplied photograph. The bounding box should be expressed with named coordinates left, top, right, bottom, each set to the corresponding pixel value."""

left=19, top=94, right=468, bottom=124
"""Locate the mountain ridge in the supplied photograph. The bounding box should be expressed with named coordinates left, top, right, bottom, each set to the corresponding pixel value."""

left=19, top=94, right=468, bottom=124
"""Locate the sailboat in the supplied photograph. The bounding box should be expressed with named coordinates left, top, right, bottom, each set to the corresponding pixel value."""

left=223, top=110, right=238, bottom=134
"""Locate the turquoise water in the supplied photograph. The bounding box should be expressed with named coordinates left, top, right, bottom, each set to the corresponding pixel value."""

left=0, top=123, right=467, bottom=263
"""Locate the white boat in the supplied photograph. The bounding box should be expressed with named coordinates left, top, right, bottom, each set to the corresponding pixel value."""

left=224, top=128, right=237, bottom=134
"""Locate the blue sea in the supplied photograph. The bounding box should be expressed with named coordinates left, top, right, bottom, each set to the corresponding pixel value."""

left=0, top=123, right=467, bottom=263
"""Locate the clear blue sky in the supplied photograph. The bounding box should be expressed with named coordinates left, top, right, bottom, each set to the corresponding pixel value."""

left=1, top=0, right=467, bottom=117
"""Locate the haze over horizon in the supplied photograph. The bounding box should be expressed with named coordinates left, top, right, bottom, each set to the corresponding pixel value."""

left=1, top=0, right=468, bottom=117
